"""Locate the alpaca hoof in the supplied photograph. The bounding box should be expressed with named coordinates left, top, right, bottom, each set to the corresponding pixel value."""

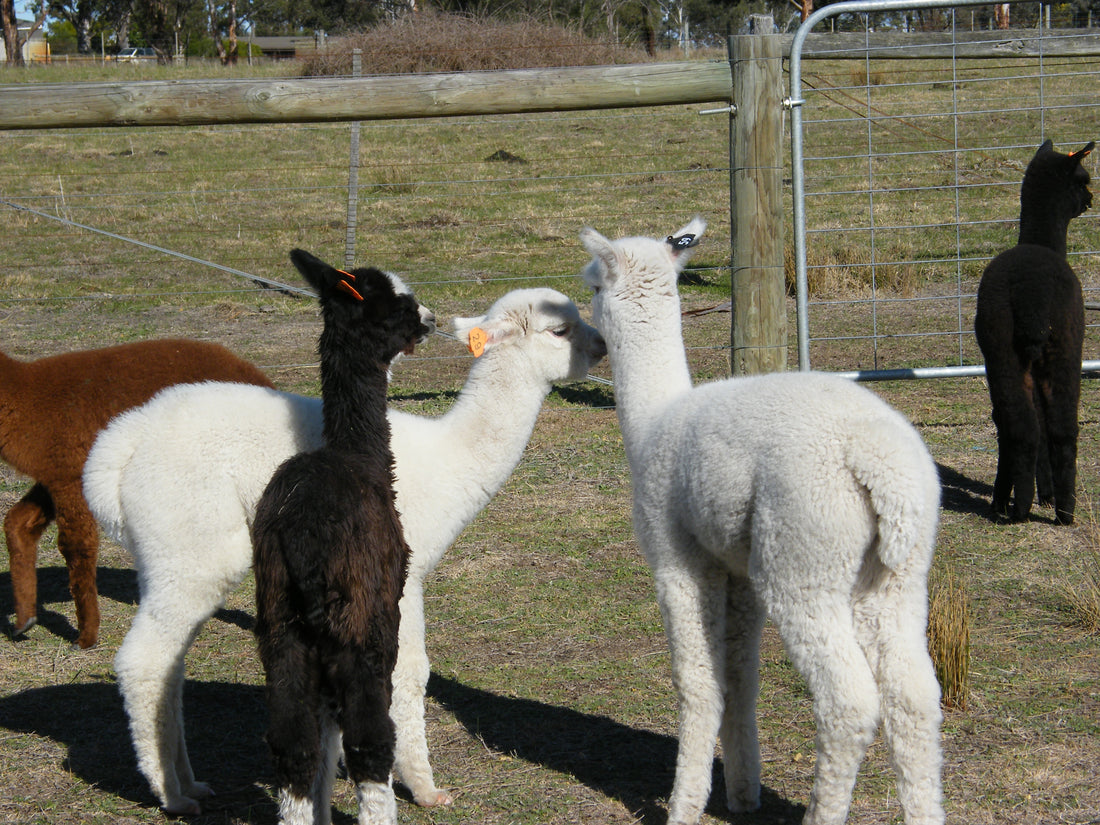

left=185, top=781, right=215, bottom=800
left=11, top=616, right=36, bottom=638
left=163, top=796, right=203, bottom=816
left=415, top=788, right=453, bottom=807
left=72, top=635, right=98, bottom=650
left=726, top=788, right=761, bottom=814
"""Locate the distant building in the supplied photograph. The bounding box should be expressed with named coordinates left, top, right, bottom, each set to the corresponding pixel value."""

left=247, top=35, right=323, bottom=60
left=0, top=17, right=49, bottom=62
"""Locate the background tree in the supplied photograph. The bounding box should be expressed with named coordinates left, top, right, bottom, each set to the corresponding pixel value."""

left=1, top=0, right=24, bottom=64
left=47, top=0, right=98, bottom=52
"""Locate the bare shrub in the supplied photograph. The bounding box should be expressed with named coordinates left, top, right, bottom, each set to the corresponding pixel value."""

left=300, top=10, right=650, bottom=77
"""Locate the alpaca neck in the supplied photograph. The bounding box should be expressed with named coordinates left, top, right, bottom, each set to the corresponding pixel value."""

left=1018, top=204, right=1070, bottom=257
left=438, top=350, right=553, bottom=478
left=606, top=301, right=693, bottom=461
left=319, top=358, right=392, bottom=452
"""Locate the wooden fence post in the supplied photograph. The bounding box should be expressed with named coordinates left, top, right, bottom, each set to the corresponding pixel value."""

left=345, top=48, right=362, bottom=270
left=729, top=16, right=787, bottom=375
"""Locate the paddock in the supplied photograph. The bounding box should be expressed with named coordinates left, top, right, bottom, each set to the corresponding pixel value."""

left=2, top=3, right=1099, bottom=822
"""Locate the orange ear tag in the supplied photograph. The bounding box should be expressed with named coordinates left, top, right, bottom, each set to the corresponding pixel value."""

left=336, top=279, right=364, bottom=301
left=467, top=327, right=488, bottom=357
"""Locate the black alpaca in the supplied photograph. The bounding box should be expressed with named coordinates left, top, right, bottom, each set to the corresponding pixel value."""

left=251, top=249, right=429, bottom=825
left=975, top=139, right=1094, bottom=524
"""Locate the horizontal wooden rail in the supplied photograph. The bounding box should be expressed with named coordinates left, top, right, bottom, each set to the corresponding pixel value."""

left=0, top=61, right=733, bottom=130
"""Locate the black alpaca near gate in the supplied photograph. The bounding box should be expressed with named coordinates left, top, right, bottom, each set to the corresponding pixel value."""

left=251, top=249, right=429, bottom=825
left=975, top=139, right=1094, bottom=525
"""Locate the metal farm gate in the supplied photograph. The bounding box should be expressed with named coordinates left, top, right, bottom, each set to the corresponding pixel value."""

left=787, top=0, right=1100, bottom=378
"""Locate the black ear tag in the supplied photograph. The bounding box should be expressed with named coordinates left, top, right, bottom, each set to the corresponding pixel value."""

left=667, top=233, right=698, bottom=250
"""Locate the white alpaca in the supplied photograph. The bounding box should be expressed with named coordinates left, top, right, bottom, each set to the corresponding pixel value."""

left=83, top=287, right=606, bottom=816
left=579, top=218, right=944, bottom=825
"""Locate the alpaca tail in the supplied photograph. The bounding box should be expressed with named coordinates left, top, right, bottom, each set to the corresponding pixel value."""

left=845, top=416, right=940, bottom=572
left=83, top=406, right=144, bottom=545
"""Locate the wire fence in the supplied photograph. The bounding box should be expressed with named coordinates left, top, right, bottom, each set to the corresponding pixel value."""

left=0, top=100, right=733, bottom=390
left=790, top=0, right=1100, bottom=377
left=5, top=9, right=1100, bottom=385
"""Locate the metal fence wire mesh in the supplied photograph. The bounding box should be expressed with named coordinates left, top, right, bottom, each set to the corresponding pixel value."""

left=790, top=0, right=1100, bottom=377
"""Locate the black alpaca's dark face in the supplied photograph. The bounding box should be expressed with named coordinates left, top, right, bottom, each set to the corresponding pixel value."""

left=288, top=248, right=431, bottom=363
left=1024, top=140, right=1094, bottom=220
left=343, top=267, right=432, bottom=362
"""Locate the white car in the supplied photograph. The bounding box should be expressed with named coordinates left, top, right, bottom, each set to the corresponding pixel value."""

left=117, top=47, right=156, bottom=62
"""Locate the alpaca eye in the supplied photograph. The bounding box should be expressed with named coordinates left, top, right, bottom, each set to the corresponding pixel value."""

left=551, top=326, right=570, bottom=338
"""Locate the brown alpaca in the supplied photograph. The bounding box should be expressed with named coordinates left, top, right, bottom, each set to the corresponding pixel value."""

left=2, top=340, right=273, bottom=648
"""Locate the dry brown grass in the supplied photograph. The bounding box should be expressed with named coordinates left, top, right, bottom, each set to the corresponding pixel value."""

left=300, top=10, right=651, bottom=77
left=928, top=568, right=971, bottom=710
left=1061, top=497, right=1100, bottom=634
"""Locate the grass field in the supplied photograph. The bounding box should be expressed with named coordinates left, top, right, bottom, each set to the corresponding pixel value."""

left=1, top=56, right=1099, bottom=825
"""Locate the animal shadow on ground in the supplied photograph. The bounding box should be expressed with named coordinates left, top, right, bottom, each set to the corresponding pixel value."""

left=0, top=669, right=804, bottom=823
left=936, top=462, right=995, bottom=518
left=0, top=679, right=281, bottom=823
left=937, top=461, right=1064, bottom=525
left=553, top=383, right=616, bottom=408
left=0, top=566, right=253, bottom=642
left=428, top=673, right=805, bottom=824
left=0, top=565, right=138, bottom=643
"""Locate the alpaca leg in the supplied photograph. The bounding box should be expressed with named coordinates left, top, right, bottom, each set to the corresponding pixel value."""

left=391, top=580, right=452, bottom=806
left=647, top=546, right=728, bottom=825
left=1034, top=404, right=1055, bottom=507
left=356, top=778, right=398, bottom=825
left=855, top=581, right=944, bottom=825
left=5, top=483, right=55, bottom=636
left=1038, top=372, right=1080, bottom=525
left=277, top=788, right=316, bottom=825
left=115, top=600, right=212, bottom=814
left=310, top=715, right=342, bottom=825
left=719, top=576, right=764, bottom=814
left=771, top=596, right=880, bottom=825
left=52, top=493, right=101, bottom=649
left=263, top=634, right=322, bottom=825
left=989, top=381, right=1040, bottom=521
left=166, top=650, right=214, bottom=803
left=339, top=655, right=398, bottom=825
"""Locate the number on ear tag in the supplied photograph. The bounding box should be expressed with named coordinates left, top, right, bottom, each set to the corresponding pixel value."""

left=467, top=327, right=488, bottom=357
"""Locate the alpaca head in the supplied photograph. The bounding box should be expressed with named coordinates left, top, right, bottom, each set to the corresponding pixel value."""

left=451, top=288, right=606, bottom=383
left=578, top=217, right=706, bottom=335
left=289, top=248, right=432, bottom=366
left=1021, top=139, right=1094, bottom=225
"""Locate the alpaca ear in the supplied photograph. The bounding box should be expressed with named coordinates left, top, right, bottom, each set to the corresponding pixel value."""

left=452, top=314, right=518, bottom=357
left=289, top=248, right=349, bottom=299
left=1071, top=141, right=1095, bottom=164
left=666, top=216, right=707, bottom=268
left=580, top=227, right=620, bottom=288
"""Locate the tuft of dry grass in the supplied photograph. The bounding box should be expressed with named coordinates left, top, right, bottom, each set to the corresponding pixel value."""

left=1061, top=498, right=1100, bottom=634
left=300, top=10, right=650, bottom=77
left=927, top=567, right=970, bottom=710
